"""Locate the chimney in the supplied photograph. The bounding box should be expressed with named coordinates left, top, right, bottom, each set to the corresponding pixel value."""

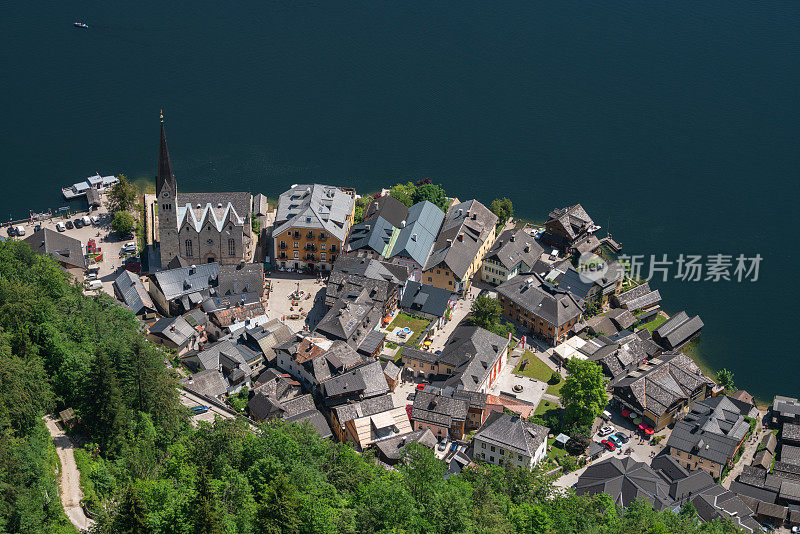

left=189, top=265, right=197, bottom=275
left=401, top=220, right=406, bottom=228
left=509, top=235, right=515, bottom=242
left=471, top=213, right=477, bottom=220
left=524, top=245, right=530, bottom=253
left=457, top=234, right=464, bottom=242
left=446, top=239, right=452, bottom=246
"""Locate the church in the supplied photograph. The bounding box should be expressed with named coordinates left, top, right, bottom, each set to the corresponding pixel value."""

left=155, top=118, right=254, bottom=269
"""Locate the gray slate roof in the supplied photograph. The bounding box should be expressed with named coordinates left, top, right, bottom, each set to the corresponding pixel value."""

left=23, top=228, right=86, bottom=269
left=332, top=393, right=395, bottom=425
left=411, top=389, right=469, bottom=427
left=388, top=200, right=444, bottom=267
left=441, top=326, right=509, bottom=392
left=364, top=195, right=409, bottom=228
left=495, top=274, right=584, bottom=327
left=483, top=228, right=543, bottom=271
left=151, top=262, right=220, bottom=301
left=184, top=369, right=228, bottom=397
left=325, top=255, right=408, bottom=304
left=315, top=290, right=382, bottom=347
left=666, top=396, right=750, bottom=465
left=149, top=315, right=196, bottom=347
left=653, top=311, right=704, bottom=349
left=374, top=429, right=437, bottom=461
left=615, top=351, right=714, bottom=418
left=274, top=184, right=354, bottom=242
left=218, top=263, right=264, bottom=297
left=114, top=270, right=155, bottom=314
left=474, top=411, right=548, bottom=458
left=424, top=199, right=498, bottom=279
left=399, top=281, right=451, bottom=318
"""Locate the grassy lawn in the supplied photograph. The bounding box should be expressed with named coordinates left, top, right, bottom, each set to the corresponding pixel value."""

left=547, top=437, right=567, bottom=461
left=388, top=313, right=431, bottom=346
left=534, top=399, right=560, bottom=417
left=640, top=314, right=667, bottom=332
left=513, top=350, right=563, bottom=396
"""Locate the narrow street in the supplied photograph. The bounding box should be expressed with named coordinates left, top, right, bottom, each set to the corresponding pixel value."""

left=43, top=415, right=94, bottom=533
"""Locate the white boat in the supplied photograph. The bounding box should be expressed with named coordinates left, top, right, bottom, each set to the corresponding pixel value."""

left=73, top=22, right=89, bottom=28
left=62, top=174, right=119, bottom=200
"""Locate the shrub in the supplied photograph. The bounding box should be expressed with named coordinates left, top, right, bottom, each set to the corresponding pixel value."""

left=548, top=371, right=561, bottom=385
left=560, top=455, right=580, bottom=473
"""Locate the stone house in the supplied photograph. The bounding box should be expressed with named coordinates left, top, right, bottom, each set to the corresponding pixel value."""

left=481, top=228, right=544, bottom=286
left=473, top=412, right=549, bottom=469
left=273, top=184, right=355, bottom=271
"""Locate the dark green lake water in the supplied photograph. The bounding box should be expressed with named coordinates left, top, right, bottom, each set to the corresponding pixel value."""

left=3, top=1, right=798, bottom=401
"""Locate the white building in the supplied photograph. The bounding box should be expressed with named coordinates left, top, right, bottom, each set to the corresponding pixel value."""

left=473, top=412, right=549, bottom=469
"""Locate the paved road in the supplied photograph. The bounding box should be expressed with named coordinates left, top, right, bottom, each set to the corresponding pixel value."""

left=43, top=415, right=94, bottom=533
left=179, top=388, right=259, bottom=431
left=722, top=415, right=765, bottom=489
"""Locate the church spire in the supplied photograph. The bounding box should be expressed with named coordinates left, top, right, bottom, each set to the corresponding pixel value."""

left=156, top=110, right=176, bottom=198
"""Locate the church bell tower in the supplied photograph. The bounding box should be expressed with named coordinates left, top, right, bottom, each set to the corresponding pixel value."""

left=156, top=111, right=179, bottom=267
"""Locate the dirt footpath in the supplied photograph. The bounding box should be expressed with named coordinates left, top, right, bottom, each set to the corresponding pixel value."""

left=43, top=415, right=94, bottom=532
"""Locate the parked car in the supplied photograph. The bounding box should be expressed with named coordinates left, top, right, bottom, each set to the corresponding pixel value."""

left=189, top=405, right=210, bottom=415
left=614, top=432, right=630, bottom=444
left=65, top=220, right=74, bottom=229
left=601, top=439, right=616, bottom=451
left=56, top=222, right=66, bottom=232
left=5, top=226, right=15, bottom=237
left=416, top=383, right=427, bottom=391
left=437, top=441, right=447, bottom=451
left=450, top=442, right=458, bottom=452
left=85, top=280, right=102, bottom=290
left=608, top=434, right=623, bottom=447
left=601, top=410, right=612, bottom=421
left=84, top=273, right=98, bottom=281
left=91, top=215, right=100, bottom=225
left=13, top=226, right=25, bottom=236
left=81, top=216, right=92, bottom=226
left=74, top=219, right=83, bottom=228
left=598, top=426, right=616, bottom=437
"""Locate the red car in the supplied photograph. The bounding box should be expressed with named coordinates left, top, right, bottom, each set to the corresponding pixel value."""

left=601, top=439, right=616, bottom=451
left=416, top=383, right=427, bottom=391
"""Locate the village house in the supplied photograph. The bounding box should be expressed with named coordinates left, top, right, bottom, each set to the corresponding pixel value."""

left=247, top=393, right=332, bottom=438
left=320, top=360, right=390, bottom=407
left=23, top=228, right=86, bottom=277
left=481, top=228, right=544, bottom=286
left=540, top=204, right=597, bottom=252
left=666, top=396, right=753, bottom=479
left=113, top=270, right=157, bottom=318
left=612, top=281, right=662, bottom=320
left=328, top=394, right=412, bottom=451
left=382, top=361, right=401, bottom=392
left=399, top=281, right=453, bottom=330
left=155, top=120, right=254, bottom=268
left=576, top=456, right=761, bottom=532
left=373, top=429, right=437, bottom=466
left=526, top=259, right=625, bottom=307
left=585, top=330, right=661, bottom=385
left=410, top=387, right=488, bottom=440
left=421, top=199, right=498, bottom=294
left=275, top=336, right=366, bottom=390
left=472, top=412, right=549, bottom=469
left=147, top=308, right=207, bottom=355
left=402, top=326, right=510, bottom=393
left=771, top=395, right=800, bottom=428
left=324, top=255, right=409, bottom=317
left=148, top=262, right=220, bottom=316
left=345, top=195, right=409, bottom=260
left=377, top=200, right=445, bottom=282
left=495, top=274, right=584, bottom=346
left=612, top=351, right=715, bottom=431
left=237, top=319, right=294, bottom=368
left=314, top=289, right=385, bottom=357
left=651, top=310, right=704, bottom=350
left=183, top=369, right=228, bottom=399
left=182, top=334, right=265, bottom=393
left=202, top=296, right=266, bottom=340
left=273, top=184, right=355, bottom=271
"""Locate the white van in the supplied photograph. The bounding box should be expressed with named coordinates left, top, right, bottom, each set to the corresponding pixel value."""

left=85, top=280, right=103, bottom=291
left=81, top=216, right=92, bottom=226
left=14, top=226, right=25, bottom=236
left=56, top=222, right=66, bottom=232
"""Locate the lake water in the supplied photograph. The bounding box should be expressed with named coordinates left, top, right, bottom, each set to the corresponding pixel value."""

left=3, top=1, right=798, bottom=401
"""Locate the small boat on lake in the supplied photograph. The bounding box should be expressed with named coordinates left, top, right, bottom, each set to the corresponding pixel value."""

left=73, top=22, right=89, bottom=28
left=62, top=174, right=119, bottom=200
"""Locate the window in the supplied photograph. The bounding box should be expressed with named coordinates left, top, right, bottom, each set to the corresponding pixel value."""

left=448, top=280, right=453, bottom=285
left=320, top=252, right=326, bottom=260
left=228, top=239, right=236, bottom=256
left=293, top=251, right=299, bottom=259
left=437, top=269, right=440, bottom=274
left=428, top=277, right=433, bottom=282
left=490, top=446, right=495, bottom=452
left=185, top=240, right=193, bottom=257
left=431, top=365, right=435, bottom=370
left=481, top=443, right=486, bottom=449
left=320, top=243, right=326, bottom=250
left=287, top=231, right=292, bottom=236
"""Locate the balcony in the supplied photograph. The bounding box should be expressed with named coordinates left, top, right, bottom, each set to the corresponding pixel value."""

left=305, top=244, right=317, bottom=251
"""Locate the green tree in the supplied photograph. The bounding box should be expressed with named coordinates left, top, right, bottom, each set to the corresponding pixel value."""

left=565, top=433, right=591, bottom=456
left=192, top=468, right=225, bottom=534
left=490, top=197, right=514, bottom=226
left=113, top=483, right=149, bottom=534
left=256, top=474, right=301, bottom=534
left=560, top=359, right=609, bottom=427
left=717, top=368, right=735, bottom=390
left=389, top=181, right=416, bottom=207
left=107, top=174, right=138, bottom=213
left=83, top=350, right=126, bottom=454
left=412, top=183, right=448, bottom=211
left=510, top=502, right=551, bottom=534
left=111, top=210, right=136, bottom=235
left=471, top=294, right=503, bottom=330
left=353, top=196, right=371, bottom=224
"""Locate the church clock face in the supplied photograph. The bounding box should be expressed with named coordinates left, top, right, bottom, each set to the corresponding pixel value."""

left=163, top=191, right=170, bottom=198
left=206, top=239, right=214, bottom=246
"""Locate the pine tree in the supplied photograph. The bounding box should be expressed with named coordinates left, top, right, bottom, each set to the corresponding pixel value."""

left=193, top=468, right=225, bottom=534
left=84, top=350, right=125, bottom=454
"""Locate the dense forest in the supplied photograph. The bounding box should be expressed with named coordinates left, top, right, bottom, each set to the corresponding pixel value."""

left=0, top=239, right=744, bottom=533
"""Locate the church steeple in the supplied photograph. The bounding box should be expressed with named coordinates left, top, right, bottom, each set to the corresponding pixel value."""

left=156, top=110, right=176, bottom=198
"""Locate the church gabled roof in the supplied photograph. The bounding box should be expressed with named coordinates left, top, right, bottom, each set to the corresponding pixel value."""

left=156, top=117, right=176, bottom=198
